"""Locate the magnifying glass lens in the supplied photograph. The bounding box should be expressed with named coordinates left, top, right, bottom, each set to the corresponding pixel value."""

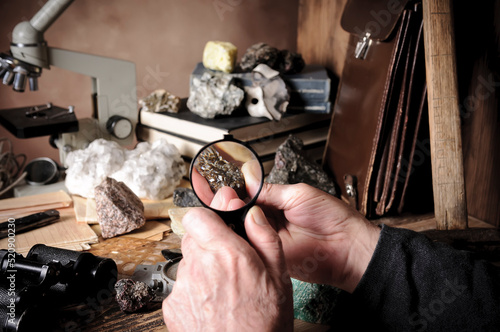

left=189, top=137, right=264, bottom=239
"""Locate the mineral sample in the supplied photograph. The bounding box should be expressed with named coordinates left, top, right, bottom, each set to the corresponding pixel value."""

left=276, top=49, right=306, bottom=75
left=173, top=187, right=202, bottom=207
left=111, top=139, right=186, bottom=200
left=240, top=43, right=279, bottom=72
left=115, top=279, right=154, bottom=313
left=95, top=177, right=146, bottom=239
left=139, top=89, right=180, bottom=113
left=245, top=64, right=289, bottom=121
left=195, top=146, right=246, bottom=199
left=65, top=138, right=185, bottom=200
left=187, top=71, right=244, bottom=119
left=203, top=40, right=238, bottom=73
left=239, top=42, right=305, bottom=74
left=266, top=135, right=336, bottom=196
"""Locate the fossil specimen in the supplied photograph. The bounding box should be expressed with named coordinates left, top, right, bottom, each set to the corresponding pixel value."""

left=195, top=146, right=246, bottom=200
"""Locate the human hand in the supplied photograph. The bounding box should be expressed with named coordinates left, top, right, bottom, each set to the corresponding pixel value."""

left=242, top=164, right=381, bottom=293
left=162, top=193, right=293, bottom=331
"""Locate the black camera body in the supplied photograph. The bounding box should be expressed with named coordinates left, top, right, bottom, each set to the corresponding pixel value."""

left=0, top=244, right=117, bottom=332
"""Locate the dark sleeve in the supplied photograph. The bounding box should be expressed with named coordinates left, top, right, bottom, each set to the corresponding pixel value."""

left=334, top=224, right=500, bottom=331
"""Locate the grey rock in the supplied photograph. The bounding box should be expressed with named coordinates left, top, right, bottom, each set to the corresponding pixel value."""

left=173, top=187, right=202, bottom=207
left=266, top=135, right=336, bottom=196
left=187, top=71, right=244, bottom=119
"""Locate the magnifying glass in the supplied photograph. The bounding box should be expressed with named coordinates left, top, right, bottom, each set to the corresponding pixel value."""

left=189, top=135, right=264, bottom=239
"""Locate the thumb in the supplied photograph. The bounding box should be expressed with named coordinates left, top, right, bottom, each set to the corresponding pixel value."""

left=245, top=206, right=287, bottom=276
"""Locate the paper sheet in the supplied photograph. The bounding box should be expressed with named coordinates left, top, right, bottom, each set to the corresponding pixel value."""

left=0, top=207, right=98, bottom=256
left=0, top=190, right=72, bottom=219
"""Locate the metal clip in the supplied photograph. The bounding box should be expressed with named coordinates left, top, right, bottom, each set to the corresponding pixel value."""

left=354, top=32, right=372, bottom=60
left=343, top=174, right=358, bottom=210
left=346, top=183, right=357, bottom=198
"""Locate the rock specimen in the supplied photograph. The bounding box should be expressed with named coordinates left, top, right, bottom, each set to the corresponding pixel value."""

left=195, top=146, right=246, bottom=200
left=95, top=177, right=146, bottom=238
left=115, top=279, right=154, bottom=313
left=239, top=42, right=305, bottom=75
left=173, top=187, right=202, bottom=207
left=187, top=71, right=244, bottom=119
left=245, top=64, right=289, bottom=121
left=65, top=138, right=185, bottom=200
left=203, top=40, right=238, bottom=73
left=266, top=135, right=336, bottom=196
left=111, top=139, right=186, bottom=200
left=276, top=49, right=306, bottom=75
left=139, top=89, right=180, bottom=113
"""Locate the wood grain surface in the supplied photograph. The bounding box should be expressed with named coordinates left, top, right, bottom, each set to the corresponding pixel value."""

left=422, top=0, right=468, bottom=229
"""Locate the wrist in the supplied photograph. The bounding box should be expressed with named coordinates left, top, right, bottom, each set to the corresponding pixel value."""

left=340, top=218, right=381, bottom=293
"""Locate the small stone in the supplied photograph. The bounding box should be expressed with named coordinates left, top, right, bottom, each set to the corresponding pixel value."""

left=95, top=177, right=146, bottom=238
left=276, top=49, right=306, bottom=75
left=187, top=71, right=244, bottom=119
left=266, top=135, right=336, bottom=196
left=173, top=187, right=202, bottom=207
left=239, top=43, right=279, bottom=72
left=115, top=279, right=154, bottom=313
left=239, top=42, right=305, bottom=74
left=202, top=40, right=238, bottom=73
left=139, top=89, right=180, bottom=113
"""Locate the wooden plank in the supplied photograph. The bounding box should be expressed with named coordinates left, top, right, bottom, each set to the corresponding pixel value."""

left=422, top=0, right=467, bottom=229
left=297, top=0, right=350, bottom=78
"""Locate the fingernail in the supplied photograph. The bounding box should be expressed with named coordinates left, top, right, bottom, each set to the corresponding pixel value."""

left=249, top=206, right=267, bottom=226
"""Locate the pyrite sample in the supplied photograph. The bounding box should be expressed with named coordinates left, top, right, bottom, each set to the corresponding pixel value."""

left=195, top=146, right=246, bottom=200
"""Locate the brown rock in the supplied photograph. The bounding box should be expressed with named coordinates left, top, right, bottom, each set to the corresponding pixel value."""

left=95, top=177, right=145, bottom=238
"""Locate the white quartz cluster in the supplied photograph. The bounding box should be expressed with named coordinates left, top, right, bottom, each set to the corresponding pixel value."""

left=65, top=139, right=185, bottom=200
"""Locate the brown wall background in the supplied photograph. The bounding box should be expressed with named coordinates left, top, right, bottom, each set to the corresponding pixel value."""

left=0, top=0, right=299, bottom=164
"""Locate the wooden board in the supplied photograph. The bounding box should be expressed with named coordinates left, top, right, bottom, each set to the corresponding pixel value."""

left=422, top=0, right=467, bottom=229
left=297, top=0, right=350, bottom=79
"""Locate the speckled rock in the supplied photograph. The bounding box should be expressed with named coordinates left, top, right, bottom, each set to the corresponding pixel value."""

left=266, top=135, right=336, bottom=196
left=115, top=279, right=154, bottom=313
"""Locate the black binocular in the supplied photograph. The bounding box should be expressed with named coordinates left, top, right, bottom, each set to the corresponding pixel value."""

left=0, top=244, right=117, bottom=332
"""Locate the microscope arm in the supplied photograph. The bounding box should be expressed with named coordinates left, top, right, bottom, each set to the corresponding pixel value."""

left=48, top=47, right=137, bottom=143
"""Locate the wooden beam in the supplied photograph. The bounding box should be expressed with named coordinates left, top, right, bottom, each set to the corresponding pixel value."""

left=422, top=0, right=468, bottom=229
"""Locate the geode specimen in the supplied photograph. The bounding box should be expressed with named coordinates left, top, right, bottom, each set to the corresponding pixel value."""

left=139, top=89, right=180, bottom=113
left=187, top=71, right=244, bottom=119
left=65, top=138, right=185, bottom=200
left=266, top=135, right=336, bottom=196
left=115, top=279, right=154, bottom=313
left=239, top=43, right=305, bottom=75
left=195, top=146, right=246, bottom=199
left=95, top=177, right=146, bottom=239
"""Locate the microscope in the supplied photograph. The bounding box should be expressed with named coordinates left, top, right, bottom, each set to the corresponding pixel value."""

left=0, top=0, right=138, bottom=164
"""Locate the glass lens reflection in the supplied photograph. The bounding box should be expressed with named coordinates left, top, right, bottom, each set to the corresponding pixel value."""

left=191, top=141, right=262, bottom=210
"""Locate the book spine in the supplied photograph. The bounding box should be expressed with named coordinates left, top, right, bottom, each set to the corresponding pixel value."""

left=287, top=101, right=332, bottom=114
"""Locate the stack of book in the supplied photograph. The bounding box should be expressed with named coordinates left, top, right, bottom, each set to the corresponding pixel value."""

left=137, top=101, right=331, bottom=175
left=190, top=62, right=332, bottom=114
